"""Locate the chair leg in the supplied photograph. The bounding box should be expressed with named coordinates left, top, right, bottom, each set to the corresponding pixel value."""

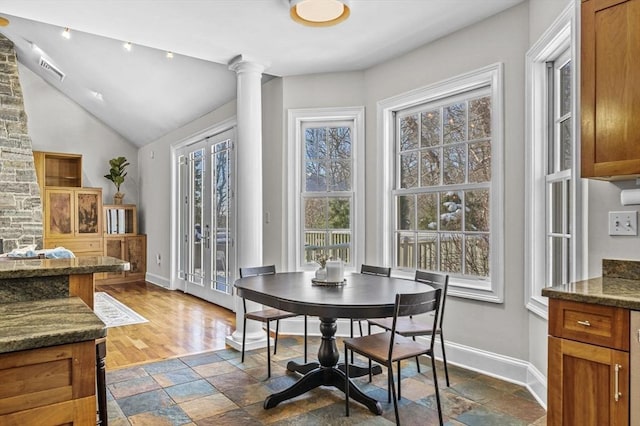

left=304, top=315, right=308, bottom=363
left=344, top=343, right=350, bottom=417
left=397, top=360, right=402, bottom=400
left=387, top=365, right=392, bottom=403
left=274, top=320, right=279, bottom=355
left=431, top=355, right=444, bottom=426
left=389, top=362, right=401, bottom=425
left=241, top=316, right=247, bottom=363
left=440, top=330, right=450, bottom=387
left=413, top=336, right=421, bottom=373
left=358, top=320, right=363, bottom=337
left=350, top=320, right=354, bottom=363
left=266, top=320, right=272, bottom=378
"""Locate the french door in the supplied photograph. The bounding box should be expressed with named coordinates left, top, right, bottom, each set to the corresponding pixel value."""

left=176, top=128, right=235, bottom=310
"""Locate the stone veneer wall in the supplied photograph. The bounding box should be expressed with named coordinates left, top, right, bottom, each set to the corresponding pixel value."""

left=0, top=35, right=43, bottom=252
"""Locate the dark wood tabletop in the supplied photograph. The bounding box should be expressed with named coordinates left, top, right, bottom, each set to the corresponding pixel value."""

left=235, top=271, right=428, bottom=319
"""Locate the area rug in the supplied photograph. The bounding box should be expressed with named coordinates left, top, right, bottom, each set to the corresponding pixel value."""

left=94, top=292, right=148, bottom=327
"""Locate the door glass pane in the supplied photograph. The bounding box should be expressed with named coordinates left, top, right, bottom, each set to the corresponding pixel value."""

left=214, top=141, right=231, bottom=292
left=468, top=141, right=491, bottom=183
left=190, top=149, right=204, bottom=282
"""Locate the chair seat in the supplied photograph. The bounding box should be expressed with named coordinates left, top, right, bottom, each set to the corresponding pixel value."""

left=368, top=316, right=436, bottom=337
left=344, top=332, right=431, bottom=365
left=245, top=308, right=297, bottom=322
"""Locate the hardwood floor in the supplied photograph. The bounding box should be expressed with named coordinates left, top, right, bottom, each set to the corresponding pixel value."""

left=96, top=281, right=235, bottom=370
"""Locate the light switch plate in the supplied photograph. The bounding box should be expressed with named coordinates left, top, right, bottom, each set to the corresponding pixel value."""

left=609, top=211, right=638, bottom=236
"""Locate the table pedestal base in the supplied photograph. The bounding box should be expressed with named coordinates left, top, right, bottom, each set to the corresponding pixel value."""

left=263, top=317, right=383, bottom=415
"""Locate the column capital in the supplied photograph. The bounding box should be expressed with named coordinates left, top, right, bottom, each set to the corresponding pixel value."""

left=228, top=54, right=265, bottom=74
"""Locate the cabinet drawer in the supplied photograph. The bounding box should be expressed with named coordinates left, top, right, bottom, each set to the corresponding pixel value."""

left=45, top=238, right=104, bottom=255
left=549, top=299, right=629, bottom=351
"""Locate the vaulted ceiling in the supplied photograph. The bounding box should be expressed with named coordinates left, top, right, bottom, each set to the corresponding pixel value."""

left=0, top=0, right=523, bottom=147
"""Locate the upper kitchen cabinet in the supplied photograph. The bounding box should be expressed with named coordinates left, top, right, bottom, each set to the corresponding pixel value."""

left=33, top=151, right=83, bottom=188
left=581, top=0, right=640, bottom=179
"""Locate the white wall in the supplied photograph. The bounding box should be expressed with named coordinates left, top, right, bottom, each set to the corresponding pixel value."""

left=19, top=63, right=139, bottom=205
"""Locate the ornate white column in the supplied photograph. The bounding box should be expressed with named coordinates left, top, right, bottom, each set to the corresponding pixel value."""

left=225, top=55, right=267, bottom=351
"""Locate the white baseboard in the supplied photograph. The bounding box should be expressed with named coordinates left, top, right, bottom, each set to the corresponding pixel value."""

left=277, top=317, right=547, bottom=407
left=145, top=272, right=170, bottom=288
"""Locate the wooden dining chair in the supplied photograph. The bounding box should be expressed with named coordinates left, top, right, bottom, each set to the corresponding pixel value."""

left=239, top=265, right=307, bottom=378
left=350, top=264, right=391, bottom=338
left=367, top=270, right=450, bottom=387
left=344, top=289, right=444, bottom=426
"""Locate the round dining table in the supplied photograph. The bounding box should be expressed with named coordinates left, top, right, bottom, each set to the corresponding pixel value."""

left=235, top=271, right=430, bottom=415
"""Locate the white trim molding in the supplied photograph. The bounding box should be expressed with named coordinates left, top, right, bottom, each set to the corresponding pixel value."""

left=377, top=63, right=504, bottom=303
left=524, top=2, right=583, bottom=319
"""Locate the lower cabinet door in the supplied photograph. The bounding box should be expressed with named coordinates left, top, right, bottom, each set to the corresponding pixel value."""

left=548, top=336, right=629, bottom=426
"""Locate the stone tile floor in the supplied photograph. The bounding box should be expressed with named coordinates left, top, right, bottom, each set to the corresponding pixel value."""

left=106, top=336, right=546, bottom=425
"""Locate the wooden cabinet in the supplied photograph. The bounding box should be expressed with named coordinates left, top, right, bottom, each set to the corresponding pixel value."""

left=99, top=234, right=147, bottom=284
left=33, top=151, right=82, bottom=188
left=581, top=0, right=640, bottom=179
left=0, top=341, right=96, bottom=425
left=43, top=187, right=104, bottom=256
left=548, top=299, right=629, bottom=425
left=97, top=204, right=146, bottom=284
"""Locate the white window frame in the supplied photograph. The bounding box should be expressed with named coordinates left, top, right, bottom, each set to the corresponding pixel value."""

left=378, top=63, right=504, bottom=302
left=286, top=107, right=365, bottom=271
left=525, top=2, right=585, bottom=319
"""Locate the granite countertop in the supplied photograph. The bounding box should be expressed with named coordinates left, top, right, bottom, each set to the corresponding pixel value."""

left=0, top=297, right=106, bottom=354
left=0, top=255, right=129, bottom=279
left=542, top=259, right=640, bottom=309
left=542, top=277, right=640, bottom=309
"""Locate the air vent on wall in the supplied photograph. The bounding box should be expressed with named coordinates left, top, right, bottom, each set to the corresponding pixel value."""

left=38, top=56, right=65, bottom=82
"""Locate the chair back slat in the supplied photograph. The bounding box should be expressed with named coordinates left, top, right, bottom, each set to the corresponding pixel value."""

left=389, top=289, right=441, bottom=353
left=239, top=265, right=276, bottom=278
left=360, top=264, right=391, bottom=277
left=415, top=270, right=449, bottom=328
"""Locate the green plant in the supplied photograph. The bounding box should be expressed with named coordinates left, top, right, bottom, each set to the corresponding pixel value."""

left=104, top=156, right=129, bottom=193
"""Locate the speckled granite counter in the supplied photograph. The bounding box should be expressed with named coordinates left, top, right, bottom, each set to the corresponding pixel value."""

left=0, top=297, right=106, bottom=354
left=542, top=258, right=640, bottom=310
left=542, top=276, right=640, bottom=309
left=0, top=255, right=129, bottom=279
left=0, top=256, right=129, bottom=305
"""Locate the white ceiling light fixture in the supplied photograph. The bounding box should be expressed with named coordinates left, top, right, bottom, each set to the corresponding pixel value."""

left=290, top=0, right=350, bottom=27
left=61, top=27, right=71, bottom=39
left=123, top=41, right=132, bottom=51
left=166, top=51, right=174, bottom=59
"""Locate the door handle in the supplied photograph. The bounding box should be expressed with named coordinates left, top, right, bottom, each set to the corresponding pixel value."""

left=614, top=363, right=622, bottom=402
left=204, top=224, right=211, bottom=249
